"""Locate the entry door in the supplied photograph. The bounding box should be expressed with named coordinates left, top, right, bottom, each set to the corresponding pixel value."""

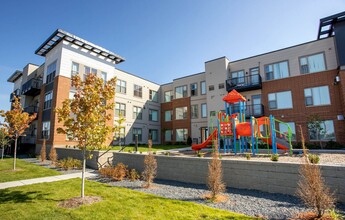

left=252, top=95, right=262, bottom=115
left=201, top=127, right=208, bottom=142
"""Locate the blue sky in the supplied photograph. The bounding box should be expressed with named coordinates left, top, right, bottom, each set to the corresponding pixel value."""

left=0, top=0, right=344, bottom=115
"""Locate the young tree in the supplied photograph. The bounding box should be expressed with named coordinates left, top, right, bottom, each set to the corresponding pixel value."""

left=0, top=96, right=36, bottom=170
left=296, top=125, right=335, bottom=218
left=207, top=138, right=226, bottom=201
left=49, top=145, right=58, bottom=165
left=0, top=127, right=10, bottom=160
left=142, top=139, right=157, bottom=188
left=40, top=138, right=47, bottom=162
left=56, top=74, right=116, bottom=198
left=307, top=114, right=325, bottom=148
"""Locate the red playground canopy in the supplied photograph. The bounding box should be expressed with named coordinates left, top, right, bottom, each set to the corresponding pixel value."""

left=222, top=89, right=246, bottom=104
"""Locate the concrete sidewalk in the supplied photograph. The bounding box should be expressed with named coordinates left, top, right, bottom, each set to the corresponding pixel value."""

left=0, top=171, right=98, bottom=189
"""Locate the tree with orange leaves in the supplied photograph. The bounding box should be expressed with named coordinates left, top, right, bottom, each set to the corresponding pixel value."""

left=56, top=74, right=116, bottom=198
left=0, top=96, right=36, bottom=170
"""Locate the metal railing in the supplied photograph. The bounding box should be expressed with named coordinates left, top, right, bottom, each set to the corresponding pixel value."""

left=226, top=74, right=262, bottom=92
left=232, top=104, right=264, bottom=117
left=23, top=106, right=39, bottom=114
left=21, top=78, right=42, bottom=96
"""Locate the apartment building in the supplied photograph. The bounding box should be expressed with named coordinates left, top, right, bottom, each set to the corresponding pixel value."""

left=160, top=11, right=345, bottom=145
left=7, top=11, right=345, bottom=152
left=8, top=29, right=160, bottom=152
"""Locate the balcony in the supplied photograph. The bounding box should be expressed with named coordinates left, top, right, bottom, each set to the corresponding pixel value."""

left=232, top=104, right=264, bottom=118
left=21, top=135, right=36, bottom=144
left=21, top=78, right=42, bottom=96
left=10, top=89, right=20, bottom=102
left=226, top=74, right=262, bottom=92
left=24, top=106, right=39, bottom=115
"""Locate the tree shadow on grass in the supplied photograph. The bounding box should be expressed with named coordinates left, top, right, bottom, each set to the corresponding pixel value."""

left=0, top=189, right=51, bottom=204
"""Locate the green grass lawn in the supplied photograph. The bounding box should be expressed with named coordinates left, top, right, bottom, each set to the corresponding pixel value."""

left=0, top=158, right=61, bottom=183
left=0, top=178, right=255, bottom=220
left=111, top=145, right=189, bottom=152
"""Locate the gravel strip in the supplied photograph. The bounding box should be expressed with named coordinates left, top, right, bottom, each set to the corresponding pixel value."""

left=93, top=177, right=345, bottom=220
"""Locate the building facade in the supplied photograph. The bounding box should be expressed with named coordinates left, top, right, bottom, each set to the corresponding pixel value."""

left=7, top=12, right=345, bottom=152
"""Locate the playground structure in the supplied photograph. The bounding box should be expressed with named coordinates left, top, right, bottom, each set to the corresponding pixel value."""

left=192, top=90, right=293, bottom=155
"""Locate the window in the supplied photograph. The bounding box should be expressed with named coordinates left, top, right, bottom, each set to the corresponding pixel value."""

left=84, top=66, right=97, bottom=80
left=191, top=104, right=198, bottom=119
left=149, top=90, right=158, bottom=102
left=43, top=92, right=53, bottom=110
left=265, top=61, right=289, bottom=80
left=268, top=91, right=292, bottom=110
left=116, top=79, right=126, bottom=94
left=176, top=128, right=188, bottom=142
left=200, top=81, right=206, bottom=95
left=250, top=67, right=259, bottom=84
left=149, top=109, right=158, bottom=122
left=165, top=110, right=172, bottom=121
left=133, top=106, right=142, bottom=120
left=300, top=53, right=326, bottom=74
left=231, top=70, right=245, bottom=84
left=175, top=85, right=187, bottom=99
left=304, top=86, right=330, bottom=106
left=42, top=121, right=50, bottom=139
left=279, top=122, right=296, bottom=141
left=132, top=128, right=142, bottom=142
left=69, top=91, right=75, bottom=100
left=101, top=71, right=107, bottom=85
left=308, top=120, right=335, bottom=141
left=201, top=103, right=207, bottom=118
left=175, top=107, right=187, bottom=120
left=209, top=85, right=214, bottom=91
left=218, top=83, right=225, bottom=89
left=191, top=83, right=198, bottom=96
left=164, top=91, right=173, bottom=102
left=71, top=62, right=79, bottom=76
left=149, top=129, right=158, bottom=142
left=115, top=127, right=125, bottom=143
left=46, top=61, right=56, bottom=84
left=115, top=102, right=126, bottom=116
left=133, top=84, right=142, bottom=98
left=165, top=130, right=172, bottom=142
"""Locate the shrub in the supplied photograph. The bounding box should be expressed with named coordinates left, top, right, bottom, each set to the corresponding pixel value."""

left=99, top=166, right=115, bottom=178
left=296, top=125, right=336, bottom=218
left=207, top=140, right=226, bottom=201
left=113, top=163, right=128, bottom=181
left=127, top=169, right=140, bottom=181
left=187, top=136, right=192, bottom=146
left=308, top=154, right=320, bottom=164
left=49, top=145, right=58, bottom=165
left=58, top=157, right=82, bottom=170
left=142, top=140, right=157, bottom=188
left=152, top=151, right=157, bottom=155
left=270, top=154, right=279, bottom=162
left=245, top=153, right=251, bottom=160
left=325, top=140, right=344, bottom=149
left=164, top=152, right=170, bottom=156
left=40, top=139, right=47, bottom=162
left=197, top=152, right=204, bottom=158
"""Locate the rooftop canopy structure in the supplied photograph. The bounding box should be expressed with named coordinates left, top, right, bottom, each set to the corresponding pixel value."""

left=35, top=29, right=125, bottom=64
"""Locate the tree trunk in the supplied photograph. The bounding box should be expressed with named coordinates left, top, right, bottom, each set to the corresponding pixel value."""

left=81, top=146, right=86, bottom=198
left=13, top=137, right=17, bottom=170
left=1, top=147, right=4, bottom=160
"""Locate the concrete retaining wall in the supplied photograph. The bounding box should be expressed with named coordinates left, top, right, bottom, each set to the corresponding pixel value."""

left=55, top=148, right=345, bottom=203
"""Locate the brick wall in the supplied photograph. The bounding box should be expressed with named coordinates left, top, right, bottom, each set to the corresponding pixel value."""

left=262, top=69, right=345, bottom=144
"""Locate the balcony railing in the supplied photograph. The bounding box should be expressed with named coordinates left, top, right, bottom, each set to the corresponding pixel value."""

left=10, top=89, right=20, bottom=102
left=21, top=78, right=42, bottom=96
left=232, top=104, right=264, bottom=118
left=24, top=106, right=39, bottom=115
left=21, top=135, right=36, bottom=144
left=226, top=74, right=262, bottom=92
